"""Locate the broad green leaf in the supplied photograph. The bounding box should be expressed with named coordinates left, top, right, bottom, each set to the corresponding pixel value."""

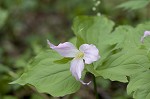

left=0, top=8, right=8, bottom=28
left=72, top=16, right=115, bottom=47
left=117, top=0, right=150, bottom=10
left=108, top=25, right=142, bottom=50
left=11, top=50, right=80, bottom=97
left=127, top=71, right=150, bottom=99
left=96, top=49, right=150, bottom=82
left=96, top=22, right=150, bottom=82
left=108, top=22, right=150, bottom=50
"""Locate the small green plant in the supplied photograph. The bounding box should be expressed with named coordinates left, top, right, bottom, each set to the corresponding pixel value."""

left=11, top=15, right=150, bottom=99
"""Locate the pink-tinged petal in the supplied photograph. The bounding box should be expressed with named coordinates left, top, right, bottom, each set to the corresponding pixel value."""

left=47, top=40, right=79, bottom=57
left=79, top=44, right=100, bottom=64
left=141, top=31, right=150, bottom=43
left=70, top=58, right=91, bottom=85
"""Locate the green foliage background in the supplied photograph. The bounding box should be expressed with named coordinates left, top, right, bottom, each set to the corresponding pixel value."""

left=0, top=0, right=150, bottom=99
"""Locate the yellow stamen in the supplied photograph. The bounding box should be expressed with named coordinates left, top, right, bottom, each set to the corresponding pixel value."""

left=76, top=52, right=84, bottom=59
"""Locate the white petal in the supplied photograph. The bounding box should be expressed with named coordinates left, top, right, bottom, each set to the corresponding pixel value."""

left=79, top=44, right=100, bottom=64
left=141, top=31, right=150, bottom=43
left=70, top=58, right=91, bottom=85
left=47, top=40, right=79, bottom=57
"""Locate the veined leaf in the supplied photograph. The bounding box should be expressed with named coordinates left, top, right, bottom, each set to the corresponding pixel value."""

left=11, top=50, right=80, bottom=97
left=96, top=49, right=150, bottom=82
left=108, top=25, right=141, bottom=50
left=127, top=71, right=150, bottom=99
left=109, top=22, right=150, bottom=51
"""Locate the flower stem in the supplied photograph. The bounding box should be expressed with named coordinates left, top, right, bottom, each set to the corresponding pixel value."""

left=92, top=74, right=99, bottom=99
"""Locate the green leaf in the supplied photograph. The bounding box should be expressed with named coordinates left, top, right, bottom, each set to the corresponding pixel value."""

left=108, top=21, right=150, bottom=50
left=95, top=23, right=150, bottom=82
left=72, top=16, right=115, bottom=47
left=117, top=0, right=150, bottom=10
left=0, top=8, right=8, bottom=29
left=108, top=25, right=141, bottom=50
left=127, top=71, right=150, bottom=99
left=96, top=49, right=150, bottom=82
left=11, top=50, right=80, bottom=97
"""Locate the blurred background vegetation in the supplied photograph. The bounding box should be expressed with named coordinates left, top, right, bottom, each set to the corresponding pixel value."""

left=0, top=0, right=149, bottom=99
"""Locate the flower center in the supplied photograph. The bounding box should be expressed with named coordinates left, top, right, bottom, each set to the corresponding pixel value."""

left=76, top=52, right=84, bottom=59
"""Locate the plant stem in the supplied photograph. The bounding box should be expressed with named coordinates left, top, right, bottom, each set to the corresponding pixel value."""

left=93, top=74, right=99, bottom=99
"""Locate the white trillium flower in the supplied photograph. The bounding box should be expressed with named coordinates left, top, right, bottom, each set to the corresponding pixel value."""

left=47, top=40, right=100, bottom=85
left=141, top=31, right=150, bottom=43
